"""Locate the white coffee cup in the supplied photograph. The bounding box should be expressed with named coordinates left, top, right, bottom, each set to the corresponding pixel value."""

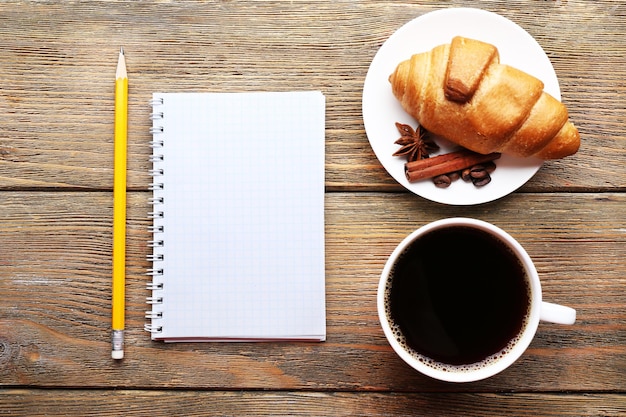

left=377, top=217, right=576, bottom=383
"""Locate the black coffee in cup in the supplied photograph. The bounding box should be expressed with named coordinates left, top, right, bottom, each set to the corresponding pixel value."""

left=384, top=225, right=531, bottom=369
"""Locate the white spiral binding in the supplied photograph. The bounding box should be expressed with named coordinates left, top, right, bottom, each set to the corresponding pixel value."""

left=146, top=296, right=163, bottom=304
left=146, top=268, right=163, bottom=276
left=146, top=96, right=165, bottom=336
left=144, top=324, right=163, bottom=334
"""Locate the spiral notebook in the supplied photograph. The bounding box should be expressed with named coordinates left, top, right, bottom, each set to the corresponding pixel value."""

left=145, top=91, right=326, bottom=342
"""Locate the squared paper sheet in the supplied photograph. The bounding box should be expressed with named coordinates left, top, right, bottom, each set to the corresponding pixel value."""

left=148, top=91, right=326, bottom=341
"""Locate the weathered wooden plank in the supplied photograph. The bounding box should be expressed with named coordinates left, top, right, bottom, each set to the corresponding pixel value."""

left=0, top=1, right=623, bottom=191
left=0, top=191, right=624, bottom=391
left=1, top=390, right=625, bottom=417
left=1, top=1, right=624, bottom=416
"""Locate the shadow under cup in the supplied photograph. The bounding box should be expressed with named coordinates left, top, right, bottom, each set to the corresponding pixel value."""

left=377, top=218, right=575, bottom=383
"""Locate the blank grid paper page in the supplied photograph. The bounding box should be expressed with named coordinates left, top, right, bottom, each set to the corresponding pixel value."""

left=149, top=91, right=326, bottom=341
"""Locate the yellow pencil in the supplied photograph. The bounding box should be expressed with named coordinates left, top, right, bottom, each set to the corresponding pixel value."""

left=112, top=47, right=128, bottom=360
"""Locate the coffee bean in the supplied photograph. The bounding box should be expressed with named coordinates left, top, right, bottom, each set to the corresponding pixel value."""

left=434, top=158, right=497, bottom=189
left=433, top=174, right=452, bottom=188
left=472, top=175, right=491, bottom=187
left=470, top=165, right=489, bottom=180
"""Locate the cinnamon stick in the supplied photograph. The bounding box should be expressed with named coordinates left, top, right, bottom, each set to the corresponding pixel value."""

left=405, top=150, right=501, bottom=183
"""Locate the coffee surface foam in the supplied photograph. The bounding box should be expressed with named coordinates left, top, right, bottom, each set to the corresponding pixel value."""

left=383, top=227, right=532, bottom=373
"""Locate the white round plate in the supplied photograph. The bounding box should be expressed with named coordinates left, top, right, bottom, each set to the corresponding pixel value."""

left=362, top=8, right=560, bottom=205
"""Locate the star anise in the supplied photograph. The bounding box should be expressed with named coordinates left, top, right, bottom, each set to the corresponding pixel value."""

left=392, top=122, right=439, bottom=162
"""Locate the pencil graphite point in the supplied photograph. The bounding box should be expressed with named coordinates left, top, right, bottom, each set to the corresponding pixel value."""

left=116, top=48, right=127, bottom=80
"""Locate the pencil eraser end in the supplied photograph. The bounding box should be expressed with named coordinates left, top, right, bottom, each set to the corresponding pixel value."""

left=112, top=350, right=124, bottom=360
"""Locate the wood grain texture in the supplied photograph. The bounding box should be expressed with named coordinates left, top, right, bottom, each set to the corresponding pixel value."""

left=1, top=390, right=625, bottom=417
left=0, top=0, right=624, bottom=414
left=0, top=192, right=624, bottom=391
left=0, top=0, right=623, bottom=191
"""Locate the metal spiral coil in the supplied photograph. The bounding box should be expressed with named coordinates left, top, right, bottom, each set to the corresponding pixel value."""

left=149, top=97, right=164, bottom=106
left=145, top=311, right=163, bottom=320
left=146, top=268, right=164, bottom=276
left=147, top=96, right=166, bottom=336
left=144, top=324, right=163, bottom=334
left=148, top=239, right=164, bottom=248
left=146, top=282, right=164, bottom=291
left=146, top=296, right=163, bottom=305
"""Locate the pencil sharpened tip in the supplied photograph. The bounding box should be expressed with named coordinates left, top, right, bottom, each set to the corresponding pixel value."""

left=120, top=46, right=124, bottom=55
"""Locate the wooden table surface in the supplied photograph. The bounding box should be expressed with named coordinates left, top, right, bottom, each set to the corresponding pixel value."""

left=1, top=1, right=625, bottom=415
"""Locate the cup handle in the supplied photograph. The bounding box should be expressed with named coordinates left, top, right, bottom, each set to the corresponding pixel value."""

left=540, top=301, right=576, bottom=325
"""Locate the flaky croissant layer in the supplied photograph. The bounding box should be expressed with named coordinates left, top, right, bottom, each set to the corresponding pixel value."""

left=389, top=36, right=580, bottom=160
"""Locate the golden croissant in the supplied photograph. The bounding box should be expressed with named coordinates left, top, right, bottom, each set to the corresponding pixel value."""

left=389, top=36, right=580, bottom=159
